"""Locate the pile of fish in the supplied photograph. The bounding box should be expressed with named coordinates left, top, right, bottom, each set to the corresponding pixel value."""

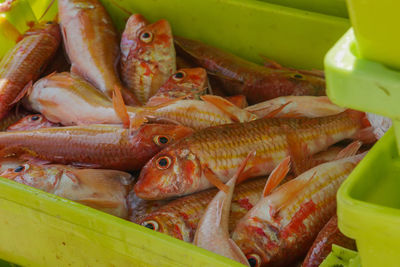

left=0, top=0, right=377, bottom=266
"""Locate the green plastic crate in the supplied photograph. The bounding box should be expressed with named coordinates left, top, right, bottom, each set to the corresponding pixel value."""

left=0, top=0, right=350, bottom=266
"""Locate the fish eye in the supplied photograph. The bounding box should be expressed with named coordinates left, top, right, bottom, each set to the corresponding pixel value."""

left=293, top=73, right=303, bottom=79
left=14, top=164, right=29, bottom=173
left=142, top=220, right=159, bottom=231
left=153, top=135, right=170, bottom=146
left=140, top=31, right=153, bottom=43
left=247, top=254, right=261, bottom=267
left=156, top=156, right=172, bottom=170
left=172, top=71, right=186, bottom=81
left=30, top=115, right=41, bottom=122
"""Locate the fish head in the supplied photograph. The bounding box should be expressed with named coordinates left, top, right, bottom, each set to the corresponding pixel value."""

left=7, top=114, right=56, bottom=131
left=232, top=216, right=277, bottom=267
left=130, top=124, right=193, bottom=168
left=0, top=162, right=62, bottom=192
left=139, top=212, right=193, bottom=242
left=134, top=146, right=202, bottom=200
left=165, top=68, right=208, bottom=96
left=121, top=14, right=174, bottom=64
left=24, top=21, right=61, bottom=42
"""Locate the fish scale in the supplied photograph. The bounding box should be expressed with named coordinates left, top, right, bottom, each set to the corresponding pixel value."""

left=137, top=178, right=267, bottom=243
left=0, top=124, right=192, bottom=171
left=0, top=22, right=60, bottom=119
left=232, top=154, right=364, bottom=267
left=135, top=111, right=367, bottom=199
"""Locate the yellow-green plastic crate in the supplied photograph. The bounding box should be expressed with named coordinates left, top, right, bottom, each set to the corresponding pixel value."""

left=0, top=0, right=350, bottom=266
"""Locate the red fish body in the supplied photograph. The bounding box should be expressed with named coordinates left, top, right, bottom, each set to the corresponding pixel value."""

left=137, top=178, right=267, bottom=242
left=175, top=36, right=326, bottom=105
left=0, top=162, right=133, bottom=218
left=0, top=21, right=60, bottom=119
left=232, top=153, right=365, bottom=267
left=135, top=111, right=369, bottom=199
left=120, top=14, right=176, bottom=104
left=302, top=215, right=356, bottom=267
left=58, top=0, right=140, bottom=106
left=0, top=124, right=193, bottom=171
left=0, top=108, right=30, bottom=131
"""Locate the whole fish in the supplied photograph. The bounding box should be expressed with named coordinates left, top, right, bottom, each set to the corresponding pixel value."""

left=0, top=21, right=60, bottom=119
left=245, top=96, right=346, bottom=118
left=135, top=111, right=372, bottom=199
left=29, top=72, right=254, bottom=129
left=120, top=14, right=176, bottom=104
left=232, top=152, right=366, bottom=267
left=0, top=162, right=133, bottom=218
left=302, top=215, right=356, bottom=267
left=7, top=114, right=58, bottom=131
left=137, top=178, right=267, bottom=242
left=146, top=68, right=208, bottom=106
left=193, top=153, right=253, bottom=266
left=0, top=108, right=30, bottom=131
left=0, top=124, right=193, bottom=171
left=175, top=36, right=326, bottom=105
left=58, top=0, right=140, bottom=106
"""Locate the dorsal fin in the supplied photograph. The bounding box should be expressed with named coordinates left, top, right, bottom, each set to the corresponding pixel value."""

left=335, top=141, right=362, bottom=160
left=270, top=171, right=317, bottom=217
left=261, top=101, right=292, bottom=118
left=201, top=95, right=257, bottom=122
left=287, top=132, right=314, bottom=176
left=9, top=81, right=33, bottom=106
left=263, top=156, right=291, bottom=197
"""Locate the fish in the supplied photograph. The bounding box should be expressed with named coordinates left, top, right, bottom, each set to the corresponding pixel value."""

left=0, top=161, right=133, bottom=218
left=151, top=96, right=256, bottom=130
left=120, top=14, right=176, bottom=104
left=28, top=72, right=255, bottom=129
left=193, top=153, right=254, bottom=266
left=174, top=36, right=326, bottom=105
left=58, top=0, right=140, bottom=106
left=146, top=68, right=208, bottom=106
left=0, top=108, right=30, bottom=131
left=0, top=123, right=193, bottom=171
left=137, top=177, right=267, bottom=243
left=7, top=114, right=59, bottom=131
left=0, top=21, right=60, bottom=119
left=231, top=152, right=366, bottom=267
left=135, top=111, right=372, bottom=199
left=245, top=96, right=346, bottom=118
left=302, top=215, right=356, bottom=267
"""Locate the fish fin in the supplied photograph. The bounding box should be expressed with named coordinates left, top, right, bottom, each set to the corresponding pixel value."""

left=201, top=95, right=257, bottom=122
left=224, top=95, right=248, bottom=109
left=228, top=238, right=251, bottom=266
left=112, top=85, right=130, bottom=128
left=335, top=141, right=362, bottom=160
left=9, top=81, right=33, bottom=105
left=234, top=151, right=257, bottom=185
left=262, top=101, right=293, bottom=118
left=260, top=55, right=284, bottom=69
left=287, top=132, right=314, bottom=176
left=203, top=165, right=229, bottom=193
left=352, top=126, right=376, bottom=144
left=263, top=156, right=291, bottom=197
left=270, top=171, right=317, bottom=217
